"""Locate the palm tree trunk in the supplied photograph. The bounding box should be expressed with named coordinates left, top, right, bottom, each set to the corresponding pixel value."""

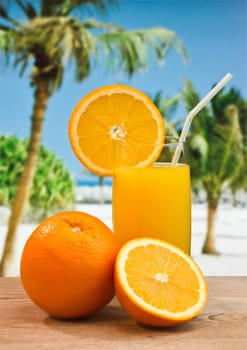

left=0, top=79, right=49, bottom=276
left=202, top=202, right=219, bottom=254
left=99, top=176, right=105, bottom=205
left=231, top=189, right=238, bottom=207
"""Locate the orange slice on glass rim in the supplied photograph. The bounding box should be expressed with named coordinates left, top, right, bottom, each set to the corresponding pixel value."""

left=68, top=85, right=165, bottom=176
left=114, top=238, right=208, bottom=327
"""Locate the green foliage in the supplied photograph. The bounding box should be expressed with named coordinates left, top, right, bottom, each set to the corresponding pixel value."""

left=189, top=134, right=209, bottom=182
left=150, top=91, right=181, bottom=137
left=229, top=99, right=247, bottom=193
left=182, top=81, right=246, bottom=206
left=182, top=80, right=215, bottom=184
left=99, top=27, right=188, bottom=76
left=0, top=134, right=75, bottom=220
left=204, top=106, right=244, bottom=204
left=0, top=134, right=27, bottom=205
left=0, top=0, right=187, bottom=95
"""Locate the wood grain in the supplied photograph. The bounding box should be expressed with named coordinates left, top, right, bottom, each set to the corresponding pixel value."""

left=0, top=277, right=247, bottom=350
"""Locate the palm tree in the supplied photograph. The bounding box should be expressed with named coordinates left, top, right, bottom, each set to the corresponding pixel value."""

left=182, top=80, right=245, bottom=254
left=229, top=97, right=247, bottom=206
left=0, top=0, right=187, bottom=275
left=151, top=90, right=181, bottom=136
left=210, top=87, right=247, bottom=207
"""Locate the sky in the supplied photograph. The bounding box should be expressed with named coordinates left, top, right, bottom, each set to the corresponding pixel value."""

left=1, top=0, right=247, bottom=181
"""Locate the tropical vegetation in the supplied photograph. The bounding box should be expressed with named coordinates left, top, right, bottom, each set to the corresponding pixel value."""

left=0, top=0, right=187, bottom=275
left=0, top=134, right=75, bottom=220
left=151, top=91, right=181, bottom=137
left=182, top=81, right=246, bottom=254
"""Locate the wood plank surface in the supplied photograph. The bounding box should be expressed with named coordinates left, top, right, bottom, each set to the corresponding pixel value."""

left=0, top=277, right=247, bottom=350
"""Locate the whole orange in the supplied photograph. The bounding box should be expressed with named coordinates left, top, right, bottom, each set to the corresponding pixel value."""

left=20, top=211, right=120, bottom=319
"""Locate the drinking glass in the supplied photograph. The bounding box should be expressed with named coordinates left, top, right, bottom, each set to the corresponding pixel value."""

left=112, top=136, right=191, bottom=254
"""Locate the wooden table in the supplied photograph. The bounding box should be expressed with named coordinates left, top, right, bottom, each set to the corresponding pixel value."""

left=0, top=277, right=246, bottom=349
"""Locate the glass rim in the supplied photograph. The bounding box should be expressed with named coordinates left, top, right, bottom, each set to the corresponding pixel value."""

left=158, top=136, right=188, bottom=147
left=153, top=136, right=189, bottom=165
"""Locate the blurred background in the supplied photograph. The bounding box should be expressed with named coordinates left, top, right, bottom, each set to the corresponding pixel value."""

left=0, top=0, right=246, bottom=276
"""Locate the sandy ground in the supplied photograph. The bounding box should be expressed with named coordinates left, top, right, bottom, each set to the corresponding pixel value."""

left=0, top=203, right=246, bottom=276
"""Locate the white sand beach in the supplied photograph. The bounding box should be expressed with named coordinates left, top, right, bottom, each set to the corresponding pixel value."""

left=0, top=202, right=246, bottom=277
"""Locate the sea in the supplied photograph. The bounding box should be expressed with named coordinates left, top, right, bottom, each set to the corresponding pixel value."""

left=76, top=175, right=112, bottom=187
left=75, top=176, right=112, bottom=203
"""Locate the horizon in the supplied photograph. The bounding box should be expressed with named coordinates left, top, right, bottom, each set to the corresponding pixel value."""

left=1, top=0, right=246, bottom=180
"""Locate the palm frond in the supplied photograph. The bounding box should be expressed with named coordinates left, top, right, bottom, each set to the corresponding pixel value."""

left=14, top=51, right=35, bottom=77
left=164, top=119, right=179, bottom=137
left=151, top=90, right=181, bottom=117
left=0, top=6, right=19, bottom=26
left=211, top=87, right=244, bottom=123
left=72, top=24, right=96, bottom=80
left=99, top=31, right=144, bottom=75
left=160, top=94, right=181, bottom=117
left=151, top=91, right=182, bottom=136
left=152, top=90, right=163, bottom=108
left=149, top=91, right=180, bottom=137
left=40, top=0, right=119, bottom=16
left=15, top=0, right=37, bottom=19
left=82, top=18, right=122, bottom=31
left=238, top=100, right=247, bottom=150
left=9, top=16, right=97, bottom=88
left=0, top=24, right=10, bottom=30
left=189, top=134, right=209, bottom=182
left=0, top=29, right=14, bottom=57
left=182, top=79, right=214, bottom=137
left=98, top=27, right=187, bottom=76
left=230, top=156, right=247, bottom=192
left=1, top=7, right=187, bottom=96
left=206, top=105, right=244, bottom=192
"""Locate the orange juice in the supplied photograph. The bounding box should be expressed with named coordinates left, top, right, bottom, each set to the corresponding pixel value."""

left=112, top=163, right=191, bottom=254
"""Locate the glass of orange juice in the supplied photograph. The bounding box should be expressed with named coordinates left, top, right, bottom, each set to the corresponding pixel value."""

left=112, top=136, right=191, bottom=254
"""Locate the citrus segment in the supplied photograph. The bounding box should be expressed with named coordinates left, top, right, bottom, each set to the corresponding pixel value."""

left=68, top=85, right=165, bottom=175
left=115, top=238, right=207, bottom=327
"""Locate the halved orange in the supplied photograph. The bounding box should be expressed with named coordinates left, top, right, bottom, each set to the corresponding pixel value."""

left=68, top=85, right=165, bottom=176
left=115, top=238, right=208, bottom=327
